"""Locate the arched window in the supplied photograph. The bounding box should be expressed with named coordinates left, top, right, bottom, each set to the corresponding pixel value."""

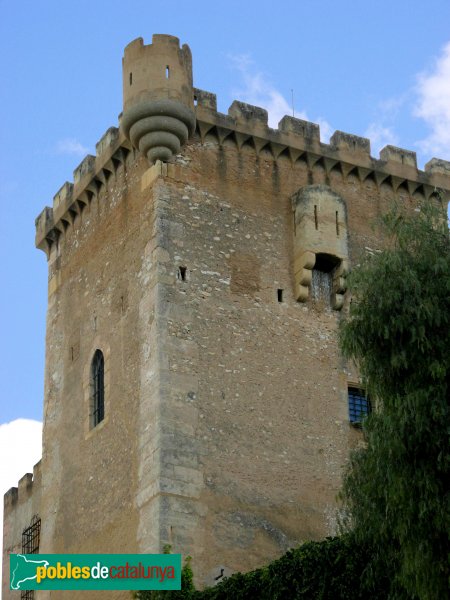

left=91, top=350, right=105, bottom=427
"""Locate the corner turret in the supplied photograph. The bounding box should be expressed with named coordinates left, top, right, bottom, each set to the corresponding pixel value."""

left=121, top=35, right=196, bottom=164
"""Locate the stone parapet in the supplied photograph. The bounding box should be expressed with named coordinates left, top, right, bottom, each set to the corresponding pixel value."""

left=193, top=90, right=450, bottom=194
left=35, top=75, right=450, bottom=260
left=35, top=124, right=133, bottom=256
left=3, top=462, right=42, bottom=600
left=3, top=461, right=42, bottom=517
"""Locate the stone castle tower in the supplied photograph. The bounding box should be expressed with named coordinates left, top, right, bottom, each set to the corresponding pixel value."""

left=3, top=34, right=450, bottom=599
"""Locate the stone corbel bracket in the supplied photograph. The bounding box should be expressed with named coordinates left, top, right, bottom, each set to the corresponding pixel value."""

left=331, top=259, right=349, bottom=310
left=193, top=88, right=450, bottom=204
left=295, top=250, right=315, bottom=302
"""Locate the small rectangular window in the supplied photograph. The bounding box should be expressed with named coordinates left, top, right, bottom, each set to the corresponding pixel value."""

left=277, top=289, right=283, bottom=302
left=348, top=387, right=371, bottom=426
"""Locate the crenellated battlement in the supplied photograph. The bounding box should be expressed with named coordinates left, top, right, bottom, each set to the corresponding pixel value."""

left=3, top=461, right=42, bottom=517
left=35, top=125, right=133, bottom=256
left=35, top=39, right=450, bottom=259
left=193, top=92, right=450, bottom=191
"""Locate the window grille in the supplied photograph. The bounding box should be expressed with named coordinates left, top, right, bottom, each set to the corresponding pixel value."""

left=92, top=349, right=105, bottom=426
left=21, top=515, right=41, bottom=554
left=21, top=515, right=41, bottom=599
left=348, top=387, right=371, bottom=426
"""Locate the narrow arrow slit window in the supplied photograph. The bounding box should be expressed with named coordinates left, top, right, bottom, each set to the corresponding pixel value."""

left=91, top=350, right=105, bottom=427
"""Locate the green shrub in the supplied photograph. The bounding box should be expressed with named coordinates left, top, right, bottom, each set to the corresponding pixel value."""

left=135, top=536, right=389, bottom=599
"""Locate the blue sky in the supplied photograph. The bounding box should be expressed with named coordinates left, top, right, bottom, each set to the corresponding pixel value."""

left=1, top=0, right=450, bottom=493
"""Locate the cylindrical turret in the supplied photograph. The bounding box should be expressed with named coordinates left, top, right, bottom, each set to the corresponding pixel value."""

left=121, top=35, right=196, bottom=164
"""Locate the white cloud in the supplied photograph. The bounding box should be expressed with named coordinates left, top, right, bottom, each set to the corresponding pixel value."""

left=56, top=138, right=89, bottom=157
left=228, top=54, right=332, bottom=138
left=360, top=92, right=406, bottom=156
left=0, top=419, right=42, bottom=591
left=316, top=117, right=333, bottom=144
left=414, top=41, right=450, bottom=158
left=0, top=419, right=42, bottom=495
left=228, top=54, right=291, bottom=127
left=365, top=122, right=400, bottom=155
left=378, top=94, right=408, bottom=120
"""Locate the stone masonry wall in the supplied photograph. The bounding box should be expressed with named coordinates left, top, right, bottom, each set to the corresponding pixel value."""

left=2, top=464, right=42, bottom=600
left=147, top=132, right=404, bottom=586
left=34, top=151, right=164, bottom=600
left=6, top=94, right=449, bottom=599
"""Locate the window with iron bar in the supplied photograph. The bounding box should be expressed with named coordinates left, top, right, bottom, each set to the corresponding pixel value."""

left=21, top=515, right=41, bottom=600
left=348, top=387, right=371, bottom=426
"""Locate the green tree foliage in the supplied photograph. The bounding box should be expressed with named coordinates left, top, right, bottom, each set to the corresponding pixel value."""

left=135, top=536, right=388, bottom=599
left=339, top=200, right=450, bottom=599
left=198, top=536, right=387, bottom=600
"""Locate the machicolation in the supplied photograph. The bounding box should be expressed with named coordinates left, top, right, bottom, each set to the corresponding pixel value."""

left=36, top=35, right=450, bottom=257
